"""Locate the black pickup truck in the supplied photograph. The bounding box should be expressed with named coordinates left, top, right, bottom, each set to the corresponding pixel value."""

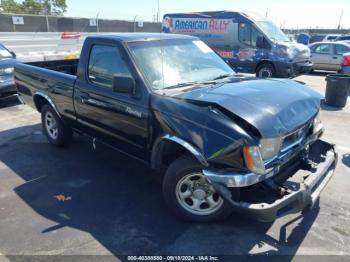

left=15, top=33, right=337, bottom=222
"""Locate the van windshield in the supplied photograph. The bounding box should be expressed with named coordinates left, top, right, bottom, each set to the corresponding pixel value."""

left=255, top=21, right=289, bottom=43
left=128, top=39, right=234, bottom=90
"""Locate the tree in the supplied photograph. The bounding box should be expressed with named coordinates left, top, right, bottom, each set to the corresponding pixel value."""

left=0, top=0, right=67, bottom=16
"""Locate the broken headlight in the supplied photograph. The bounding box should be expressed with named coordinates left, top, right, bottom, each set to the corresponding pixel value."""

left=259, top=137, right=282, bottom=161
left=313, top=112, right=323, bottom=134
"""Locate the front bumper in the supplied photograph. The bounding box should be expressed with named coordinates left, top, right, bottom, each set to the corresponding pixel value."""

left=204, top=140, right=337, bottom=222
left=275, top=60, right=313, bottom=78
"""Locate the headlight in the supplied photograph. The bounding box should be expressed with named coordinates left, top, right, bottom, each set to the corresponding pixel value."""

left=243, top=146, right=265, bottom=175
left=0, top=67, right=14, bottom=75
left=313, top=112, right=323, bottom=134
left=259, top=137, right=282, bottom=161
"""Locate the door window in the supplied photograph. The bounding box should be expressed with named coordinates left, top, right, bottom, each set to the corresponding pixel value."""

left=335, top=44, right=350, bottom=55
left=88, top=45, right=131, bottom=89
left=314, top=44, right=331, bottom=54
left=238, top=23, right=263, bottom=47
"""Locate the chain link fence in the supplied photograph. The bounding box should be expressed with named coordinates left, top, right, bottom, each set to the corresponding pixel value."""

left=0, top=13, right=161, bottom=32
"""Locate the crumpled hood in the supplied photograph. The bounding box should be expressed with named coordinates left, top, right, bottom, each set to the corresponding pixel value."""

left=177, top=78, right=322, bottom=137
left=277, top=41, right=311, bottom=61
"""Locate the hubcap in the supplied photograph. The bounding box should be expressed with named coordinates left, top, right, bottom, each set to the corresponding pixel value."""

left=176, top=172, right=224, bottom=216
left=45, top=111, right=58, bottom=140
left=258, top=68, right=273, bottom=78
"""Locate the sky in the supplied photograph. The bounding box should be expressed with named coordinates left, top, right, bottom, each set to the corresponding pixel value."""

left=65, top=0, right=350, bottom=29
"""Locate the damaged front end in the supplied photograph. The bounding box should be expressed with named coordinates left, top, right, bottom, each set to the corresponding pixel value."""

left=203, top=120, right=337, bottom=222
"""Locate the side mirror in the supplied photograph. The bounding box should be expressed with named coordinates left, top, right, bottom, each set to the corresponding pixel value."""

left=256, top=36, right=270, bottom=49
left=10, top=51, right=16, bottom=59
left=112, top=74, right=136, bottom=96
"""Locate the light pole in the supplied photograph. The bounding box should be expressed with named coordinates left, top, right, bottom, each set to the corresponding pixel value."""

left=133, top=15, right=138, bottom=32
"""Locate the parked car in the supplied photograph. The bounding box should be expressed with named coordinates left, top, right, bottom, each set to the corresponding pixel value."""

left=309, top=41, right=350, bottom=71
left=323, top=34, right=341, bottom=42
left=335, top=35, right=350, bottom=42
left=15, top=34, right=337, bottom=222
left=162, top=11, right=312, bottom=78
left=309, top=35, right=326, bottom=44
left=339, top=52, right=350, bottom=74
left=0, top=43, right=17, bottom=99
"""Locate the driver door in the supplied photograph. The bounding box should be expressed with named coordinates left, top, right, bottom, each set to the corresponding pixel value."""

left=74, top=43, right=149, bottom=160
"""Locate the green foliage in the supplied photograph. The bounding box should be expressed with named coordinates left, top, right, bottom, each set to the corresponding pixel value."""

left=0, top=0, right=67, bottom=16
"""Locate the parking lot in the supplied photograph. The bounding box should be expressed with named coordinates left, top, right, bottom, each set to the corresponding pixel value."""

left=0, top=73, right=350, bottom=259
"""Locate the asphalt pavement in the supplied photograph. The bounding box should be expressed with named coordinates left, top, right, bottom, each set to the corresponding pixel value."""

left=0, top=72, right=350, bottom=260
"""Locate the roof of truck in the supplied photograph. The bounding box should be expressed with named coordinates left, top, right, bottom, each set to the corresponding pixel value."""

left=92, top=33, right=197, bottom=42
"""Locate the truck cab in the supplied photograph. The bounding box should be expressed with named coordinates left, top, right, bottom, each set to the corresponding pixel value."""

left=162, top=11, right=312, bottom=78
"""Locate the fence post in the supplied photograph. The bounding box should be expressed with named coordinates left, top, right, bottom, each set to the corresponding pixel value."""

left=46, top=15, right=50, bottom=32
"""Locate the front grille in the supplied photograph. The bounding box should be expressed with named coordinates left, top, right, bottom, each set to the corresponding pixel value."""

left=281, top=124, right=311, bottom=153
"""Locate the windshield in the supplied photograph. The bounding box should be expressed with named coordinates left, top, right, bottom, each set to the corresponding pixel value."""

left=0, top=45, right=13, bottom=58
left=128, top=39, right=234, bottom=90
left=255, top=21, right=289, bottom=43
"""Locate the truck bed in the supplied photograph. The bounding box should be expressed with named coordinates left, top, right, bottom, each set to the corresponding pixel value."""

left=15, top=59, right=78, bottom=120
left=27, top=59, right=79, bottom=75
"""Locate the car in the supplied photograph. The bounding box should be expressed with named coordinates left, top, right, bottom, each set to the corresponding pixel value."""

left=335, top=35, right=350, bottom=42
left=323, top=34, right=341, bottom=42
left=309, top=41, right=350, bottom=71
left=15, top=33, right=337, bottom=222
left=162, top=11, right=312, bottom=78
left=339, top=52, right=350, bottom=74
left=0, top=43, right=17, bottom=99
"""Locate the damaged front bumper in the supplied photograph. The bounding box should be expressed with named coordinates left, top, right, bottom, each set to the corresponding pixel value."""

left=203, top=140, right=337, bottom=222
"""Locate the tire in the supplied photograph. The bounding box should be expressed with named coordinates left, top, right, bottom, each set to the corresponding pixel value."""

left=256, top=63, right=275, bottom=78
left=41, top=104, right=72, bottom=147
left=163, top=155, right=233, bottom=222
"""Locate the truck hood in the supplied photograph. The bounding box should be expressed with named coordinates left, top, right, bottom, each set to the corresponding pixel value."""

left=177, top=78, right=322, bottom=137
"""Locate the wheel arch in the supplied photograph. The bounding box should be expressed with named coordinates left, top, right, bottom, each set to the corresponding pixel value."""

left=33, top=92, right=61, bottom=118
left=151, top=134, right=209, bottom=172
left=255, top=60, right=276, bottom=73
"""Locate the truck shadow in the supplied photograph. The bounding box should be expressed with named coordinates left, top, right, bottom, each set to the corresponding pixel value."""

left=0, top=124, right=320, bottom=257
left=0, top=95, right=21, bottom=109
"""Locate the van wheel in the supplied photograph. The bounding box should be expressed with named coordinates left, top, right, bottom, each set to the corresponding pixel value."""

left=41, top=104, right=72, bottom=147
left=256, top=63, right=275, bottom=78
left=163, top=155, right=233, bottom=222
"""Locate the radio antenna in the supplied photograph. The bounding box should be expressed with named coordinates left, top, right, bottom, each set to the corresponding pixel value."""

left=158, top=0, right=165, bottom=91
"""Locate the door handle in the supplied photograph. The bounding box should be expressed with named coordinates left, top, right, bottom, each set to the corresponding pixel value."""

left=332, top=56, right=338, bottom=59
left=80, top=92, right=90, bottom=103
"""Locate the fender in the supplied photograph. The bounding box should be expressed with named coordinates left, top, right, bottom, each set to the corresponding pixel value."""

left=33, top=91, right=61, bottom=119
left=151, top=134, right=209, bottom=169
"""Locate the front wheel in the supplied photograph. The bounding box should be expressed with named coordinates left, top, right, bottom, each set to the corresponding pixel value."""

left=163, top=155, right=233, bottom=222
left=256, top=63, right=275, bottom=78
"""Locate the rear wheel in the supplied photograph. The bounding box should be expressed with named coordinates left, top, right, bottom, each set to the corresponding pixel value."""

left=163, top=155, right=233, bottom=222
left=41, top=104, right=72, bottom=147
left=256, top=63, right=275, bottom=78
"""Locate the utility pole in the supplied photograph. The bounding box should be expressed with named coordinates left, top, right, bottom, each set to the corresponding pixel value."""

left=133, top=15, right=138, bottom=32
left=96, top=12, right=100, bottom=32
left=337, top=8, right=343, bottom=30
left=157, top=0, right=160, bottom=22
